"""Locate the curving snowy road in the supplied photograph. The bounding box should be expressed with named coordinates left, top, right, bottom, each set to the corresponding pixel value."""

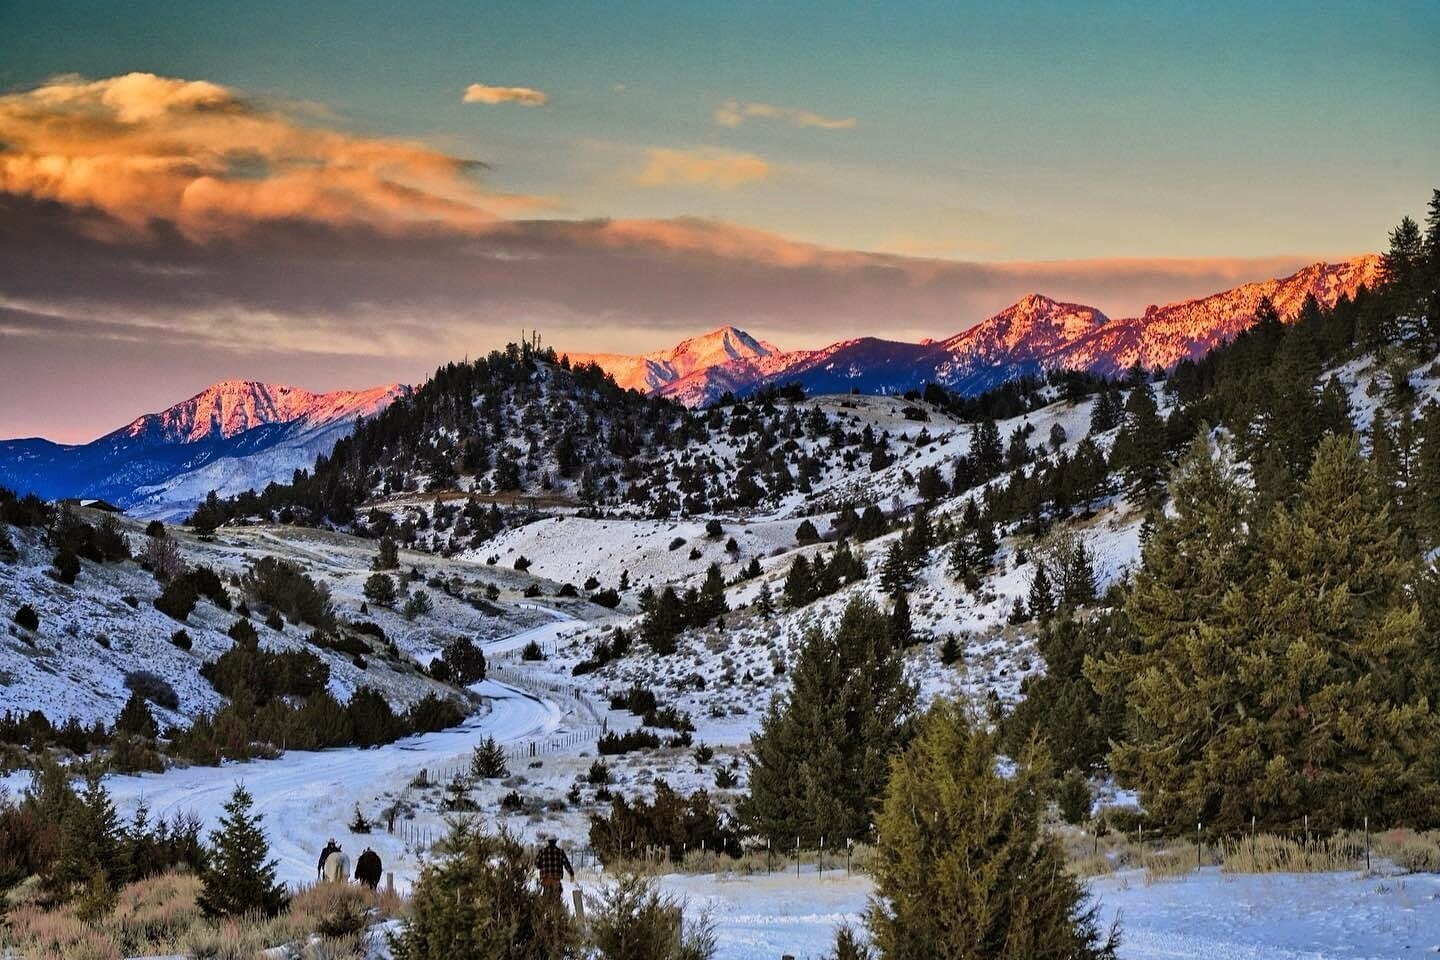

left=88, top=611, right=583, bottom=891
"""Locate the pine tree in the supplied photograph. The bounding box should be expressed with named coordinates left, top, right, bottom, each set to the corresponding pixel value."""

left=391, top=819, right=576, bottom=960
left=471, top=736, right=509, bottom=778
left=867, top=701, right=1118, bottom=959
left=197, top=784, right=288, bottom=918
left=441, top=636, right=487, bottom=685
left=889, top=591, right=914, bottom=648
left=754, top=582, right=775, bottom=618
left=1060, top=537, right=1098, bottom=608
left=971, top=419, right=1003, bottom=479
left=1086, top=435, right=1256, bottom=830
left=879, top=541, right=912, bottom=596
left=1240, top=434, right=1440, bottom=828
left=373, top=533, right=400, bottom=570
left=783, top=555, right=816, bottom=608
left=1093, top=435, right=1440, bottom=830
left=740, top=597, right=915, bottom=845
left=1110, top=381, right=1166, bottom=499
left=51, top=772, right=125, bottom=896
left=698, top=563, right=728, bottom=622
left=1027, top=564, right=1055, bottom=622
left=115, top=690, right=158, bottom=739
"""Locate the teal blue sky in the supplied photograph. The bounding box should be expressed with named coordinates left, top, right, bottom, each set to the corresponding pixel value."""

left=4, top=0, right=1436, bottom=260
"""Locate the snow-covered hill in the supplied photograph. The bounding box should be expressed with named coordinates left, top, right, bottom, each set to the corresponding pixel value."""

left=0, top=379, right=405, bottom=517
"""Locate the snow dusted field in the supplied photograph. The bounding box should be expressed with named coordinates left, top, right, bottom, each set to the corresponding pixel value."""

left=652, top=867, right=1440, bottom=960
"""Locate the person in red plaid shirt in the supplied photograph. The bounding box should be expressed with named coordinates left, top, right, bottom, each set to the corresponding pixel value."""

left=534, top=835, right=575, bottom=901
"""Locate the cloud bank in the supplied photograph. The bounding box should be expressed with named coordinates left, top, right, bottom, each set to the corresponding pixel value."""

left=0, top=72, right=544, bottom=241
left=0, top=73, right=1351, bottom=441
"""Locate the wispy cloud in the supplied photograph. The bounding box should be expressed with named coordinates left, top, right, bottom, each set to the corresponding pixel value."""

left=634, top=147, right=771, bottom=189
left=713, top=99, right=856, bottom=130
left=462, top=83, right=548, bottom=106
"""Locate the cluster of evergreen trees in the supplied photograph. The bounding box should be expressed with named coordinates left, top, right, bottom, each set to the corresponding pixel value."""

left=636, top=563, right=728, bottom=654
left=1004, top=190, right=1440, bottom=834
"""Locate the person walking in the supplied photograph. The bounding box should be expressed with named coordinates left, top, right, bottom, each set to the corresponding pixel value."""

left=355, top=846, right=383, bottom=890
left=317, top=837, right=340, bottom=880
left=534, top=835, right=574, bottom=903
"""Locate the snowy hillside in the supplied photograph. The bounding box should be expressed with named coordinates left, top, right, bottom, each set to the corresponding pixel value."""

left=0, top=379, right=405, bottom=517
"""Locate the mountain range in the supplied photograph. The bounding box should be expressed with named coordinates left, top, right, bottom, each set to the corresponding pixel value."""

left=567, top=255, right=1384, bottom=405
left=0, top=380, right=405, bottom=519
left=0, top=254, right=1384, bottom=516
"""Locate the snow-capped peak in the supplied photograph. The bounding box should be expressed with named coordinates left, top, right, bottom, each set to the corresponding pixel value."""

left=565, top=326, right=782, bottom=394
left=119, top=380, right=406, bottom=445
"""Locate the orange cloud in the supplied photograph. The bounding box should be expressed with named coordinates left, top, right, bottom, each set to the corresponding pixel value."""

left=462, top=83, right=548, bottom=106
left=633, top=147, right=771, bottom=189
left=713, top=99, right=856, bottom=130
left=0, top=72, right=546, bottom=240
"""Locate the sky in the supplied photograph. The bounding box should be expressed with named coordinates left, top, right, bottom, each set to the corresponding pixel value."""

left=1, top=0, right=1437, bottom=441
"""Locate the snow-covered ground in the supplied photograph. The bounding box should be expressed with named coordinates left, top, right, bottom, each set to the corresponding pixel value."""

left=651, top=867, right=1440, bottom=960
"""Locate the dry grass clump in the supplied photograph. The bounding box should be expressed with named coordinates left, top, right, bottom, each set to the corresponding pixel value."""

left=1374, top=828, right=1440, bottom=873
left=1141, top=844, right=1206, bottom=884
left=1221, top=833, right=1364, bottom=874
left=0, top=872, right=405, bottom=960
left=599, top=842, right=877, bottom=878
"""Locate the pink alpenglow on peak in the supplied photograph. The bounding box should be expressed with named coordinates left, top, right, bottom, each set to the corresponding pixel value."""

left=121, top=380, right=407, bottom=445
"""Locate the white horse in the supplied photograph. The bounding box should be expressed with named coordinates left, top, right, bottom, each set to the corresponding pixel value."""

left=322, top=851, right=351, bottom=883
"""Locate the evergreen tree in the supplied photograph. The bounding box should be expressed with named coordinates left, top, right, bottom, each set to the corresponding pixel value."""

left=1060, top=538, right=1098, bottom=608
left=471, top=736, right=510, bottom=778
left=879, top=541, right=913, bottom=596
left=440, top=636, right=487, bottom=685
left=697, top=563, right=728, bottom=622
left=783, top=555, right=816, bottom=608
left=51, top=772, right=125, bottom=897
left=740, top=597, right=915, bottom=845
left=1110, top=381, right=1166, bottom=499
left=1003, top=610, right=1131, bottom=774
left=971, top=419, right=1003, bottom=478
left=373, top=533, right=400, bottom=570
left=1092, top=435, right=1440, bottom=830
left=867, top=700, right=1118, bottom=960
left=1086, top=435, right=1255, bottom=830
left=889, top=591, right=914, bottom=648
left=115, top=690, right=158, bottom=739
left=1027, top=563, right=1055, bottom=622
left=391, top=819, right=577, bottom=960
left=197, top=784, right=288, bottom=918
left=642, top=587, right=685, bottom=654
left=754, top=582, right=775, bottom=618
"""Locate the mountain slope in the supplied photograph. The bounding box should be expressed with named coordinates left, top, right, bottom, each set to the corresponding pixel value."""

left=567, top=325, right=782, bottom=393
left=0, top=380, right=405, bottom=514
left=572, top=257, right=1381, bottom=405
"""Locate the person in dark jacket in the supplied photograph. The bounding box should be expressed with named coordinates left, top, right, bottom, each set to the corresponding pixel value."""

left=355, top=847, right=383, bottom=890
left=317, top=837, right=340, bottom=880
left=534, top=835, right=574, bottom=901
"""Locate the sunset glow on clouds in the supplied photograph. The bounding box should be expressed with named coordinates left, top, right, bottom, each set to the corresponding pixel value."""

left=461, top=83, right=549, bottom=106
left=0, top=0, right=1435, bottom=441
left=633, top=147, right=772, bottom=189
left=712, top=99, right=856, bottom=130
left=0, top=73, right=549, bottom=240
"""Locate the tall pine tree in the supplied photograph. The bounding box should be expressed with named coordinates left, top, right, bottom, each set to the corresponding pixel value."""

left=197, top=784, right=288, bottom=918
left=740, top=597, right=915, bottom=845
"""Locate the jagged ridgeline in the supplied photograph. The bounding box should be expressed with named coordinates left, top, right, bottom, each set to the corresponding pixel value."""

left=194, top=339, right=1102, bottom=533
left=195, top=342, right=695, bottom=526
